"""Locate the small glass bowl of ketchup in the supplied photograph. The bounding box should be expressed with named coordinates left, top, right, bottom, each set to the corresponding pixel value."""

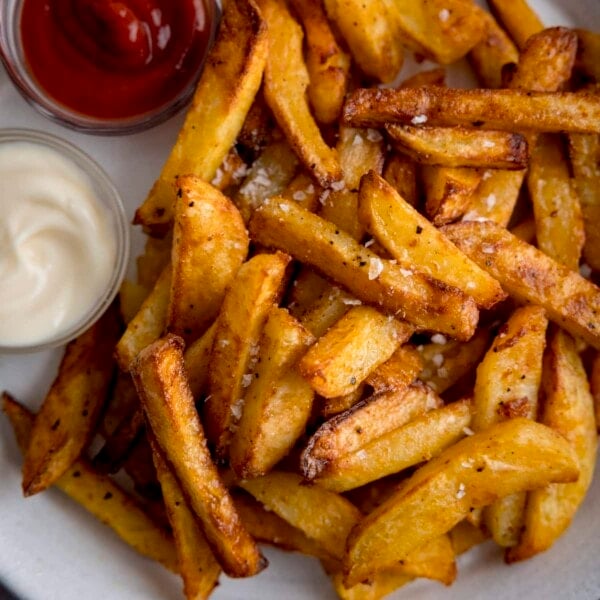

left=0, top=0, right=219, bottom=134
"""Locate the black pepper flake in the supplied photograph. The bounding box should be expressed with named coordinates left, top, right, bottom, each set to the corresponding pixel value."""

left=103, top=492, right=113, bottom=500
left=188, top=201, right=195, bottom=207
left=350, top=376, right=357, bottom=385
left=72, top=471, right=81, bottom=478
left=416, top=226, right=423, bottom=234
left=51, top=419, right=60, bottom=431
left=176, top=188, right=183, bottom=198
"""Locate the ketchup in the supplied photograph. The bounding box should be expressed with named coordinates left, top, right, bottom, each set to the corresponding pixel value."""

left=20, top=0, right=213, bottom=120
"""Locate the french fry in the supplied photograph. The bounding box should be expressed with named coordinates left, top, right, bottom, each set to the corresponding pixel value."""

left=183, top=322, right=217, bottom=402
left=468, top=10, right=519, bottom=89
left=204, top=252, right=291, bottom=454
left=575, top=29, right=600, bottom=82
left=121, top=435, right=162, bottom=502
left=366, top=345, right=424, bottom=393
left=119, top=280, right=149, bottom=325
left=99, top=372, right=139, bottom=439
left=235, top=140, right=299, bottom=222
left=297, top=286, right=355, bottom=338
left=323, top=0, right=403, bottom=82
left=168, top=176, right=249, bottom=343
left=239, top=471, right=362, bottom=560
left=343, top=87, right=600, bottom=133
left=115, top=265, right=171, bottom=372
left=210, top=147, right=248, bottom=192
left=449, top=520, right=489, bottom=555
left=134, top=0, right=268, bottom=235
left=136, top=233, right=173, bottom=290
left=319, top=385, right=366, bottom=419
left=3, top=394, right=179, bottom=573
left=149, top=434, right=221, bottom=600
left=289, top=0, right=350, bottom=124
left=229, top=308, right=315, bottom=478
left=131, top=336, right=265, bottom=577
left=399, top=67, right=446, bottom=89
left=527, top=134, right=584, bottom=270
left=299, top=306, right=412, bottom=398
left=22, top=304, right=120, bottom=496
left=383, top=154, right=418, bottom=207
left=302, top=383, right=442, bottom=480
left=358, top=171, right=506, bottom=309
left=344, top=418, right=580, bottom=586
left=569, top=132, right=600, bottom=271
left=257, top=0, right=341, bottom=187
left=389, top=0, right=486, bottom=64
left=442, top=221, right=600, bottom=349
left=510, top=217, right=537, bottom=244
left=249, top=198, right=479, bottom=339
left=287, top=269, right=331, bottom=316
left=592, top=352, right=600, bottom=432
left=387, top=125, right=528, bottom=170
left=329, top=567, right=412, bottom=600
left=507, top=329, right=597, bottom=562
left=315, top=399, right=472, bottom=493
left=422, top=166, right=481, bottom=225
left=418, top=329, right=490, bottom=394
left=487, top=0, right=543, bottom=50
left=281, top=172, right=321, bottom=213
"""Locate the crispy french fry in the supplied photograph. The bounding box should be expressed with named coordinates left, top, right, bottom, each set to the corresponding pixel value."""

left=449, top=520, right=490, bottom=555
left=442, top=221, right=600, bottom=349
left=389, top=0, right=486, bottom=64
left=319, top=385, right=366, bottom=419
left=487, top=0, right=543, bottom=50
left=366, top=345, right=423, bottom=392
left=344, top=418, right=579, bottom=586
left=281, top=172, right=321, bottom=213
left=121, top=435, right=162, bottom=502
left=287, top=269, right=331, bottom=316
left=299, top=306, right=412, bottom=398
left=22, top=304, right=120, bottom=496
left=210, top=147, right=248, bottom=192
left=383, top=154, right=418, bottom=207
left=134, top=0, right=268, bottom=235
left=3, top=394, right=178, bottom=573
left=119, top=280, right=149, bottom=325
left=249, top=198, right=479, bottom=339
left=136, top=233, right=172, bottom=290
left=131, top=336, right=265, bottom=577
left=329, top=567, right=412, bottom=600
left=240, top=471, right=362, bottom=560
left=99, top=373, right=139, bottom=438
left=528, top=134, right=584, bottom=270
left=510, top=217, right=537, bottom=244
left=323, top=0, right=403, bottom=82
left=302, top=383, right=442, bottom=480
left=257, top=0, right=341, bottom=187
left=507, top=329, right=597, bottom=562
left=569, top=132, right=600, bottom=271
left=183, top=322, right=217, bottom=402
left=149, top=434, right=221, bottom=600
left=289, top=0, right=350, bottom=124
left=358, top=172, right=506, bottom=309
left=399, top=67, right=446, bottom=89
left=229, top=308, right=315, bottom=478
left=343, top=87, right=600, bottom=133
left=116, top=265, right=171, bottom=372
left=575, top=29, right=600, bottom=82
left=168, top=176, right=249, bottom=342
left=387, top=125, right=528, bottom=170
left=297, top=286, right=355, bottom=338
left=204, top=252, right=291, bottom=454
left=468, top=10, right=519, bottom=89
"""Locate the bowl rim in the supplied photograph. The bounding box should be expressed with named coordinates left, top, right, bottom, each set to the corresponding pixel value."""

left=0, top=128, right=130, bottom=354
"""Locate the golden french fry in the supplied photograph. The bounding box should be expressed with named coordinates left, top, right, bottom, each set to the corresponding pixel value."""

left=240, top=471, right=362, bottom=560
left=319, top=385, right=366, bottom=419
left=358, top=171, right=506, bottom=309
left=257, top=0, right=341, bottom=187
left=323, top=0, right=403, bottom=82
left=510, top=217, right=537, bottom=244
left=507, top=329, right=597, bottom=562
left=229, top=308, right=315, bottom=478
left=183, top=321, right=217, bottom=402
left=344, top=418, right=579, bottom=586
left=168, top=176, right=249, bottom=343
left=329, top=568, right=412, bottom=600
left=204, top=252, right=291, bottom=454
left=442, top=221, right=600, bottom=349
left=528, top=134, right=584, bottom=270
left=22, top=304, right=120, bottom=496
left=149, top=434, right=221, bottom=600
left=315, top=399, right=472, bottom=493
left=249, top=198, right=479, bottom=339
left=3, top=394, right=178, bottom=573
left=366, top=345, right=423, bottom=393
left=99, top=372, right=140, bottom=438
left=389, top=0, right=486, bottom=64
left=387, top=125, right=528, bottom=170
left=115, top=265, right=171, bottom=372
left=131, top=336, right=265, bottom=577
left=487, top=0, right=543, bottom=50
left=281, top=172, right=321, bottom=213
left=383, top=154, right=418, bottom=207
left=302, top=383, right=442, bottom=480
left=299, top=306, right=412, bottom=398
left=297, top=286, right=355, bottom=338
left=449, top=520, right=490, bottom=555
left=289, top=0, right=350, bottom=124
left=119, top=280, right=149, bottom=325
left=134, top=0, right=268, bottom=235
left=343, top=87, right=600, bottom=133
left=210, top=147, right=248, bottom=192
left=136, top=233, right=172, bottom=290
left=575, top=29, right=600, bottom=82
left=399, top=67, right=446, bottom=89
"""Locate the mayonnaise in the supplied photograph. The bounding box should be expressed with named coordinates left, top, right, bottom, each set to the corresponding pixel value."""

left=0, top=141, right=117, bottom=347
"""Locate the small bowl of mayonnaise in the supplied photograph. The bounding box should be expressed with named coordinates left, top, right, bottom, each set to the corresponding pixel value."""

left=0, top=129, right=129, bottom=353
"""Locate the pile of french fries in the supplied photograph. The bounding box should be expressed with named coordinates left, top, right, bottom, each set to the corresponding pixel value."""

left=5, top=0, right=600, bottom=598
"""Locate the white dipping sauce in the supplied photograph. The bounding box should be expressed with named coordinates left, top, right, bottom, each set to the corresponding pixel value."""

left=0, top=141, right=116, bottom=346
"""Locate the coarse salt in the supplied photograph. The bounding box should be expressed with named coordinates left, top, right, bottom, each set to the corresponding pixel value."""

left=342, top=298, right=362, bottom=306
left=431, top=333, right=447, bottom=345
left=580, top=263, right=592, bottom=279
left=432, top=353, right=444, bottom=367
left=367, top=129, right=383, bottom=142
left=463, top=426, right=474, bottom=436
left=331, top=179, right=346, bottom=192
left=231, top=399, right=244, bottom=420
left=364, top=238, right=375, bottom=248
left=352, top=134, right=364, bottom=146
left=368, top=257, right=384, bottom=280
left=482, top=140, right=496, bottom=148
left=400, top=268, right=413, bottom=277
left=485, top=194, right=497, bottom=210
left=439, top=8, right=450, bottom=21
left=411, top=114, right=428, bottom=125
left=437, top=367, right=448, bottom=378
left=482, top=243, right=495, bottom=254
left=279, top=203, right=290, bottom=212
left=242, top=374, right=253, bottom=388
left=293, top=190, right=307, bottom=201
left=456, top=483, right=466, bottom=499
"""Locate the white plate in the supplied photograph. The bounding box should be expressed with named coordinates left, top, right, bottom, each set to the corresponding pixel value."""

left=1, top=1, right=599, bottom=599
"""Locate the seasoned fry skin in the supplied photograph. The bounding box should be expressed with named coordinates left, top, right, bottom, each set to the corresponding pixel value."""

left=134, top=0, right=268, bottom=235
left=3, top=394, right=179, bottom=573
left=344, top=418, right=579, bottom=586
left=22, top=303, right=120, bottom=496
left=131, top=335, right=265, bottom=578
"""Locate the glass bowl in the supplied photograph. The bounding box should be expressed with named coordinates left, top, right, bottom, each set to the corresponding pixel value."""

left=0, top=0, right=219, bottom=135
left=0, top=129, right=130, bottom=353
